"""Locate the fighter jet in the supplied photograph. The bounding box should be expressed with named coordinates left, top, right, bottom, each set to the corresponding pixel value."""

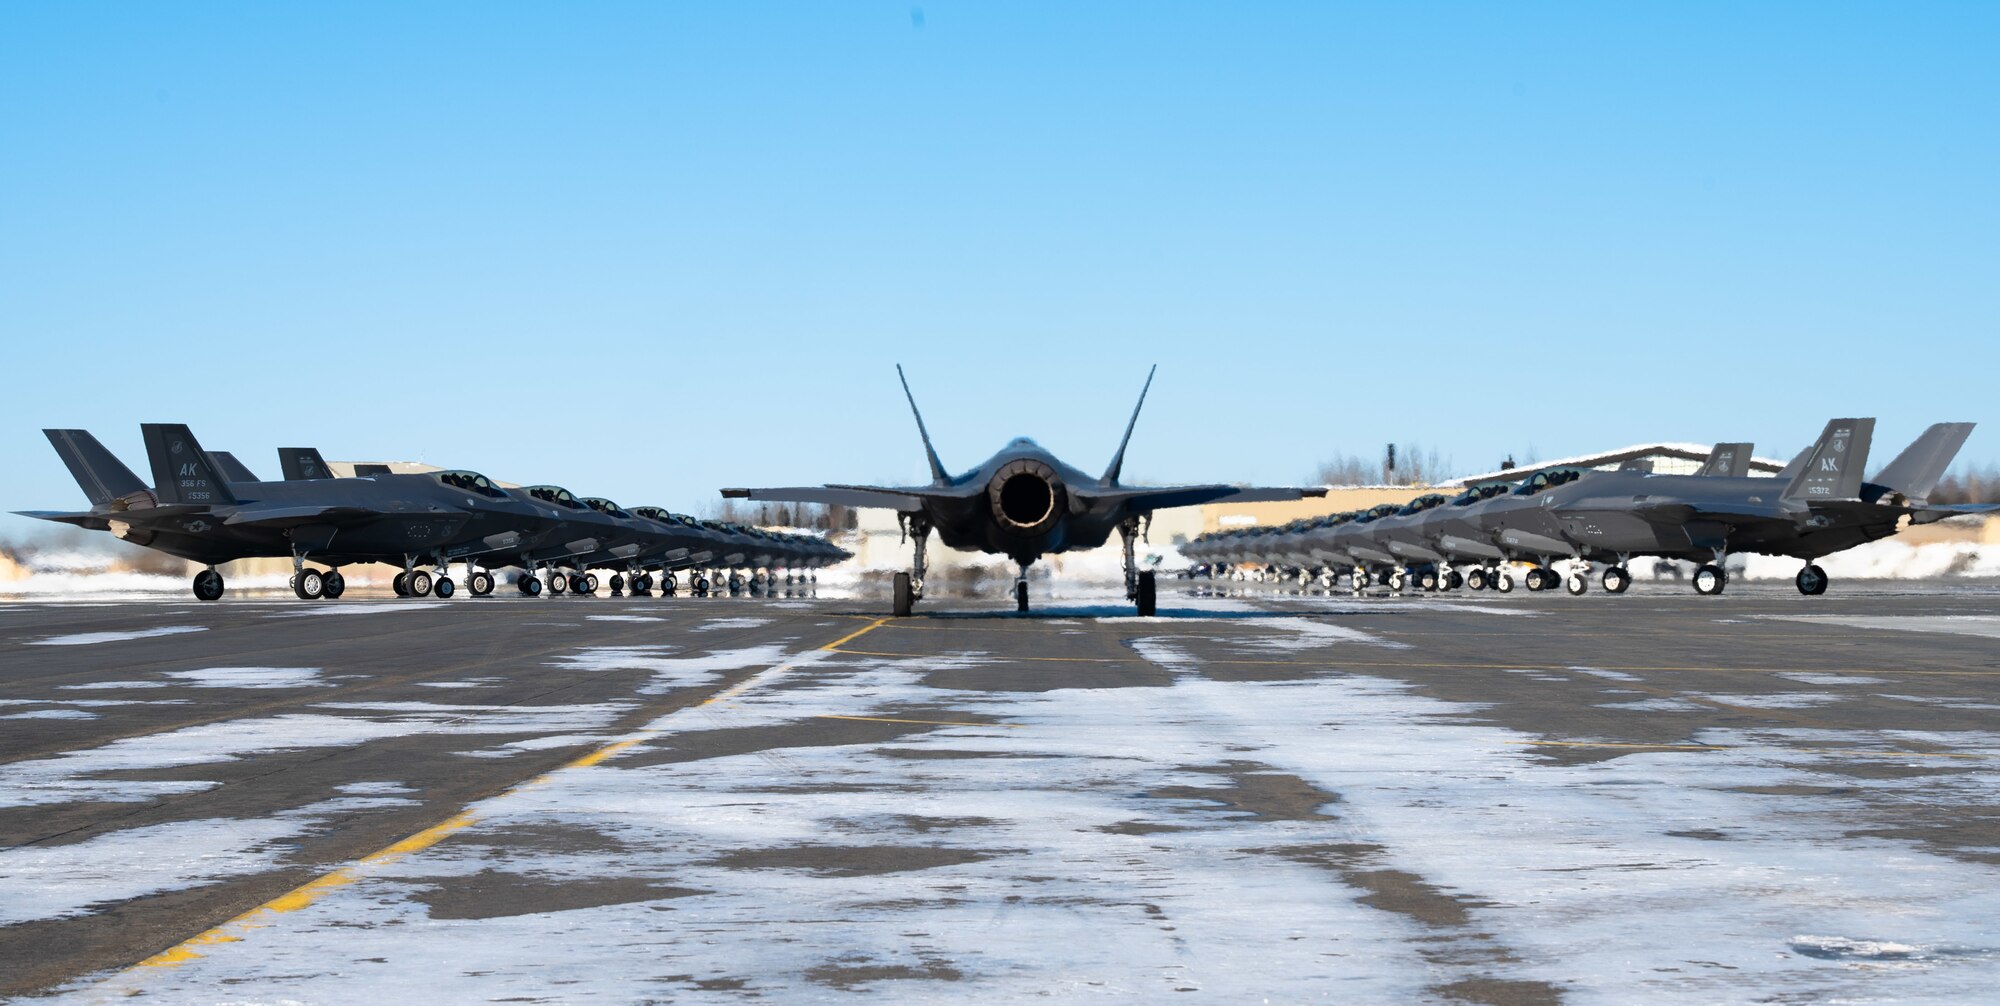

left=1548, top=420, right=1994, bottom=595
left=723, top=367, right=1326, bottom=615
left=20, top=426, right=563, bottom=600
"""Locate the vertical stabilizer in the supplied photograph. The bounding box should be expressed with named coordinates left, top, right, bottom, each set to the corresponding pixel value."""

left=141, top=424, right=238, bottom=505
left=43, top=429, right=148, bottom=506
left=896, top=365, right=950, bottom=485
left=1101, top=365, right=1158, bottom=485
left=1781, top=418, right=1875, bottom=501
left=1870, top=422, right=1975, bottom=501
left=278, top=447, right=334, bottom=480
left=207, top=451, right=260, bottom=484
left=1697, top=443, right=1754, bottom=479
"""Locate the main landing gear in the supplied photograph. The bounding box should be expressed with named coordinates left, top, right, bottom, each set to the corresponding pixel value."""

left=1118, top=516, right=1157, bottom=617
left=287, top=550, right=346, bottom=601
left=890, top=515, right=931, bottom=617
left=1601, top=564, right=1632, bottom=594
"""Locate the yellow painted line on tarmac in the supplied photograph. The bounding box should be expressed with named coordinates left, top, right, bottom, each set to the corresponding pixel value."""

left=814, top=713, right=1022, bottom=729
left=822, top=618, right=891, bottom=651
left=1510, top=739, right=1988, bottom=760
left=124, top=618, right=894, bottom=977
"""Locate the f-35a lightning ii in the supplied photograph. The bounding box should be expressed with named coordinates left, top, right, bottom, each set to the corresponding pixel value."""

left=723, top=367, right=1326, bottom=616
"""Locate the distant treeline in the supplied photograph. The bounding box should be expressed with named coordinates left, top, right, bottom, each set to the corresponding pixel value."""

left=1930, top=466, right=2000, bottom=505
left=709, top=500, right=859, bottom=531
left=1313, top=444, right=1458, bottom=487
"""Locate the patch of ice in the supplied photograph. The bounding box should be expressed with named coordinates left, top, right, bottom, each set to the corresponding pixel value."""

left=1571, top=666, right=1641, bottom=682
left=1696, top=692, right=1840, bottom=709
left=1761, top=614, right=2000, bottom=640
left=1, top=709, right=99, bottom=720
left=1777, top=672, right=1889, bottom=686
left=59, top=680, right=169, bottom=690
left=585, top=615, right=666, bottom=622
left=690, top=617, right=772, bottom=631
left=30, top=626, right=206, bottom=646
left=266, top=603, right=449, bottom=618
left=165, top=667, right=325, bottom=689
left=0, top=818, right=302, bottom=925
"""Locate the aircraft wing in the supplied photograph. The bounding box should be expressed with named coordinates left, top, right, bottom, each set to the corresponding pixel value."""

left=1077, top=484, right=1329, bottom=514
left=1591, top=499, right=1800, bottom=525
left=720, top=485, right=930, bottom=513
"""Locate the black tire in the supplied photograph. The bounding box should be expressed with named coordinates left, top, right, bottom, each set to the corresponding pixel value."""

left=893, top=571, right=913, bottom=617
left=469, top=571, right=494, bottom=597
left=1418, top=571, right=1438, bottom=591
left=322, top=570, right=346, bottom=599
left=1796, top=564, right=1828, bottom=596
left=1602, top=566, right=1631, bottom=594
left=393, top=573, right=410, bottom=597
left=434, top=577, right=455, bottom=599
left=584, top=574, right=600, bottom=594
left=1694, top=564, right=1727, bottom=596
left=1016, top=580, right=1029, bottom=613
left=1136, top=571, right=1156, bottom=616
left=1495, top=572, right=1515, bottom=593
left=517, top=573, right=536, bottom=594
left=1465, top=568, right=1487, bottom=591
left=523, top=576, right=543, bottom=597
left=548, top=572, right=568, bottom=595
left=293, top=569, right=324, bottom=600
left=192, top=570, right=225, bottom=601
left=1565, top=573, right=1588, bottom=596
left=609, top=574, right=624, bottom=594
left=407, top=569, right=433, bottom=597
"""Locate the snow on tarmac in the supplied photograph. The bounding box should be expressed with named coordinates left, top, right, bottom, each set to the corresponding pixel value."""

left=71, top=619, right=2000, bottom=1003
left=29, top=626, right=205, bottom=646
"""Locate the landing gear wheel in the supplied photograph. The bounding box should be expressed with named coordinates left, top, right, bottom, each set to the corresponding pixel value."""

left=1795, top=564, right=1828, bottom=596
left=1465, top=568, right=1487, bottom=591
left=1016, top=580, right=1030, bottom=613
left=1446, top=571, right=1463, bottom=590
left=322, top=570, right=346, bottom=599
left=1523, top=568, right=1544, bottom=591
left=1388, top=571, right=1407, bottom=593
left=393, top=573, right=410, bottom=597
left=1564, top=573, right=1588, bottom=596
left=694, top=576, right=710, bottom=597
left=1602, top=566, right=1631, bottom=594
left=1495, top=572, right=1515, bottom=593
left=548, top=571, right=569, bottom=595
left=893, top=571, right=913, bottom=617
left=434, top=576, right=455, bottom=599
left=469, top=570, right=495, bottom=597
left=1418, top=570, right=1439, bottom=591
left=293, top=569, right=324, bottom=600
left=609, top=574, right=625, bottom=595
left=406, top=569, right=433, bottom=598
left=192, top=569, right=225, bottom=601
left=1136, top=571, right=1157, bottom=616
left=584, top=574, right=600, bottom=594
left=522, top=576, right=543, bottom=597
left=1694, top=564, right=1727, bottom=596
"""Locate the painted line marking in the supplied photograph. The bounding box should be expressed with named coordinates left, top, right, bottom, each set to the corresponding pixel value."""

left=121, top=617, right=893, bottom=977
left=1509, top=740, right=1988, bottom=760
left=814, top=713, right=1022, bottom=729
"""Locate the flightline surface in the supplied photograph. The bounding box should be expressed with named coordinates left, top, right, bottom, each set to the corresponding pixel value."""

left=2, top=583, right=1998, bottom=1003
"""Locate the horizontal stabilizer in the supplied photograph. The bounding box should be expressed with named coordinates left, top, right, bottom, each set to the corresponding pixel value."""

left=44, top=429, right=148, bottom=507
left=1871, top=422, right=1975, bottom=502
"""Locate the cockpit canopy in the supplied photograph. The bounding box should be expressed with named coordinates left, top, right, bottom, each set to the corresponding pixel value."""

left=527, top=485, right=584, bottom=509
left=1400, top=494, right=1447, bottom=515
left=434, top=470, right=507, bottom=499
left=581, top=497, right=630, bottom=519
left=1513, top=469, right=1582, bottom=496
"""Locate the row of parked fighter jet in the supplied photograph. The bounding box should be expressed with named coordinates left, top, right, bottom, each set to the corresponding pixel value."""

left=1181, top=419, right=1993, bottom=597
left=21, top=424, right=849, bottom=601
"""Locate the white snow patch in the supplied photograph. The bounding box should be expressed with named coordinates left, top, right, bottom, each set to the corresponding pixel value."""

left=1778, top=672, right=1889, bottom=686
left=1, top=709, right=98, bottom=720
left=165, top=667, right=325, bottom=689
left=266, top=603, right=449, bottom=618
left=690, top=617, right=771, bottom=631
left=585, top=614, right=665, bottom=622
left=31, top=626, right=206, bottom=646
left=59, top=680, right=168, bottom=691
left=1762, top=614, right=2000, bottom=640
left=0, top=818, right=303, bottom=925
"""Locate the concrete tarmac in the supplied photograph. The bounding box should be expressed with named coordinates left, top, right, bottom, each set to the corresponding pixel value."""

left=2, top=581, right=1998, bottom=1002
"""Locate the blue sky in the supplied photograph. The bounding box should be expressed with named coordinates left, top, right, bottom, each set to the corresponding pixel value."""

left=4, top=2, right=1996, bottom=537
